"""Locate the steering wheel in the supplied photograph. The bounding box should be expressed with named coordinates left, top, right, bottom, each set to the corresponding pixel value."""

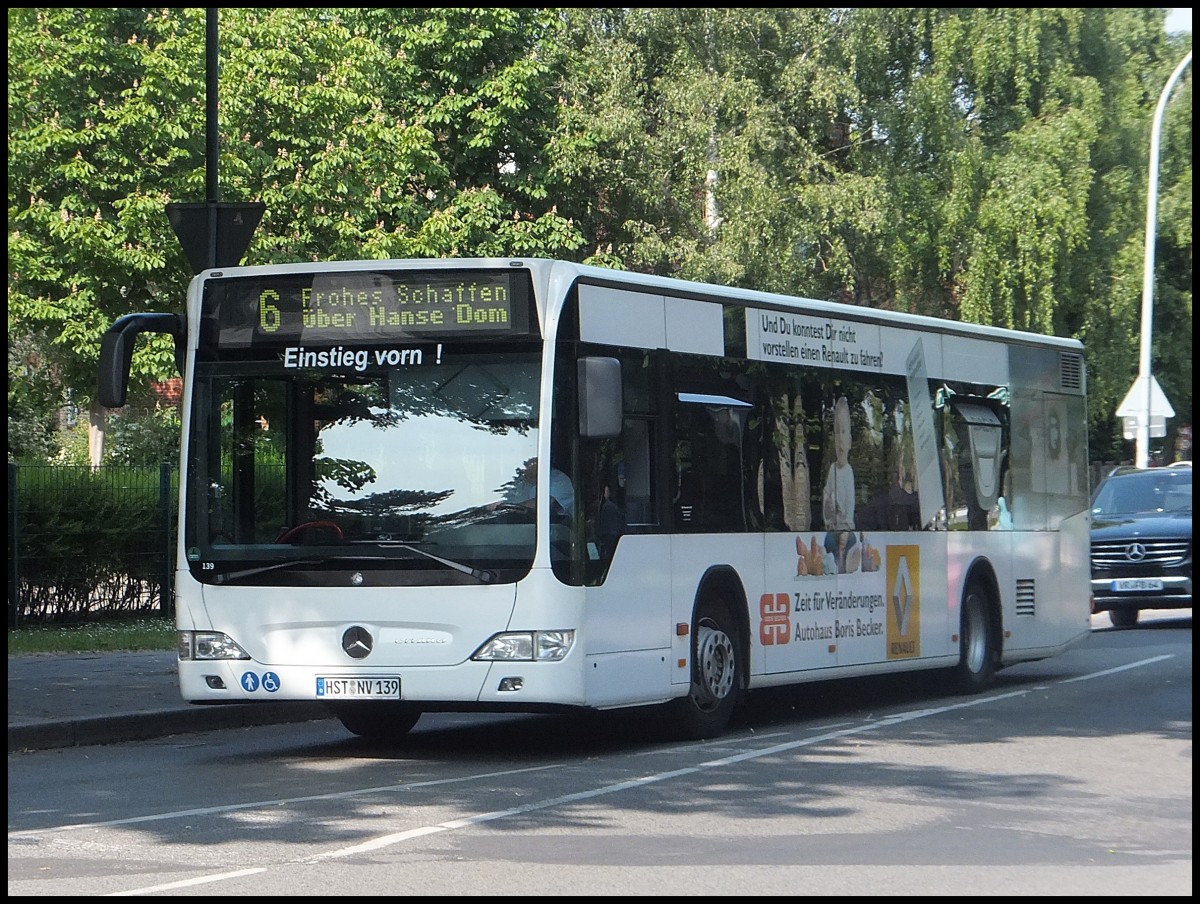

left=486, top=502, right=536, bottom=524
left=275, top=520, right=345, bottom=544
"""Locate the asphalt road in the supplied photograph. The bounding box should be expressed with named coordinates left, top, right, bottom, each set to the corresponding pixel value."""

left=8, top=610, right=1191, bottom=896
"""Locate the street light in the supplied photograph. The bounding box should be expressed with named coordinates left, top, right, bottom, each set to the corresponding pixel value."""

left=1125, top=49, right=1191, bottom=469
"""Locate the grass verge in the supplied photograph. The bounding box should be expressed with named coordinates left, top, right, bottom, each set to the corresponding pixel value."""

left=7, top=617, right=175, bottom=655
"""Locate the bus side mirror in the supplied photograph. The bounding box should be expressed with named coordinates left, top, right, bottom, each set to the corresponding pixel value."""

left=98, top=313, right=186, bottom=408
left=578, top=356, right=622, bottom=438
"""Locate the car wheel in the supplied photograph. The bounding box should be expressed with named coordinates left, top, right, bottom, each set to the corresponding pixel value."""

left=330, top=702, right=421, bottom=740
left=953, top=580, right=997, bottom=693
left=665, top=594, right=740, bottom=740
left=1109, top=609, right=1139, bottom=629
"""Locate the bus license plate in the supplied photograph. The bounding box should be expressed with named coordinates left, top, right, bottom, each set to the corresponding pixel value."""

left=316, top=676, right=401, bottom=699
left=1111, top=578, right=1163, bottom=592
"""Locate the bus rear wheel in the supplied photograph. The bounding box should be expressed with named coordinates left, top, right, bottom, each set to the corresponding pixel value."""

left=330, top=702, right=421, bottom=740
left=666, top=595, right=740, bottom=740
left=953, top=581, right=997, bottom=693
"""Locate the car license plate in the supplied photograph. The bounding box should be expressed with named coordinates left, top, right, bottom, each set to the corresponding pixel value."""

left=315, top=676, right=401, bottom=699
left=1111, top=578, right=1164, bottom=592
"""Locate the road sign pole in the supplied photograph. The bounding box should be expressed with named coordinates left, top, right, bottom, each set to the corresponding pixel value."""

left=1134, top=50, right=1191, bottom=468
left=166, top=11, right=263, bottom=273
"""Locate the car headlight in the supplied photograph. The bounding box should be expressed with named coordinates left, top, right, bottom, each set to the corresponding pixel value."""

left=472, top=630, right=575, bottom=662
left=178, top=631, right=251, bottom=661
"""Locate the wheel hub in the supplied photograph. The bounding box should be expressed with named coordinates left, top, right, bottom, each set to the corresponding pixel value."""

left=695, top=623, right=735, bottom=702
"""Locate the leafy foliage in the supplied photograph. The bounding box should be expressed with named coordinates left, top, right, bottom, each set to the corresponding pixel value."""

left=10, top=464, right=176, bottom=623
left=105, top=405, right=182, bottom=467
left=6, top=8, right=1193, bottom=466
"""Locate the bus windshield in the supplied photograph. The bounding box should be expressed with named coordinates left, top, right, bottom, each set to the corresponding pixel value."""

left=184, top=350, right=543, bottom=584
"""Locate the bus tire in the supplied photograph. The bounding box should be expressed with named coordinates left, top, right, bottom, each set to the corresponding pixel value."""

left=953, top=580, right=997, bottom=693
left=666, top=594, right=740, bottom=740
left=330, top=702, right=421, bottom=740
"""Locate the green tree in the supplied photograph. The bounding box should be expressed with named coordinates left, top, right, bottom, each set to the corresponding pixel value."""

left=546, top=8, right=881, bottom=295
left=8, top=8, right=187, bottom=463
left=8, top=8, right=588, bottom=464
left=546, top=7, right=1190, bottom=463
left=8, top=8, right=1192, bottom=466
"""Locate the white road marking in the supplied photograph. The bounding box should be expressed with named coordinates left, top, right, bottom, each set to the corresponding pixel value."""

left=11, top=655, right=1174, bottom=896
left=310, top=656, right=1175, bottom=860
left=7, top=765, right=558, bottom=838
left=1059, top=654, right=1172, bottom=683
left=104, top=868, right=267, bottom=896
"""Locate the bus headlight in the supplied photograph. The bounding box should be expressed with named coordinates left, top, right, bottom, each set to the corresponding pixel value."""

left=472, top=630, right=575, bottom=662
left=178, top=631, right=251, bottom=661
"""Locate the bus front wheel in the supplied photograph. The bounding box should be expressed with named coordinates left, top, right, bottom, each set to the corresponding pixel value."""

left=953, top=581, right=997, bottom=693
left=330, top=702, right=421, bottom=740
left=666, top=595, right=740, bottom=740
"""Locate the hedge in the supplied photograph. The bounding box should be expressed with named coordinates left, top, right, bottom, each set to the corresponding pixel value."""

left=8, top=463, right=175, bottom=626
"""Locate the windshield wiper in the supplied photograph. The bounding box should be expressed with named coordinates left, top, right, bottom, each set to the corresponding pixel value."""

left=393, top=544, right=496, bottom=583
left=213, top=547, right=495, bottom=585
left=216, top=554, right=394, bottom=583
left=215, top=558, right=326, bottom=584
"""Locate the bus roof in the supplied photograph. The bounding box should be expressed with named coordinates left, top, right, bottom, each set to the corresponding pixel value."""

left=192, top=256, right=1083, bottom=353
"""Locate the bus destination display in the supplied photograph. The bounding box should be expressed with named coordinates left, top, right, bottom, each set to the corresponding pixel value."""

left=206, top=269, right=530, bottom=347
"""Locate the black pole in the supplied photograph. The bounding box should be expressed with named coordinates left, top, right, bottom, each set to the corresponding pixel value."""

left=206, top=9, right=219, bottom=269
left=166, top=9, right=262, bottom=273
left=160, top=462, right=174, bottom=617
left=8, top=463, right=19, bottom=628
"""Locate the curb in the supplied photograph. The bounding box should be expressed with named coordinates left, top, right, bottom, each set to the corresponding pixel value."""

left=8, top=702, right=331, bottom=753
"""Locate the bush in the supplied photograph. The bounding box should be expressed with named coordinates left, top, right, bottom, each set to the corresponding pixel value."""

left=10, top=464, right=176, bottom=625
left=6, top=408, right=59, bottom=462
left=106, top=405, right=182, bottom=466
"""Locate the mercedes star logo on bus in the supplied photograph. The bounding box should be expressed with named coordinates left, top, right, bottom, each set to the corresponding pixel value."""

left=341, top=626, right=373, bottom=659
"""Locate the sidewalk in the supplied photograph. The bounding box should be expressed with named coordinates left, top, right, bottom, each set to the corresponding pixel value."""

left=8, top=651, right=330, bottom=753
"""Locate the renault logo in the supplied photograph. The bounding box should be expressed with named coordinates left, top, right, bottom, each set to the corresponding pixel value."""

left=341, top=626, right=373, bottom=659
left=1124, top=543, right=1148, bottom=562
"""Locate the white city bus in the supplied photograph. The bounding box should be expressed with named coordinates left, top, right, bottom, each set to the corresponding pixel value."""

left=99, top=258, right=1092, bottom=740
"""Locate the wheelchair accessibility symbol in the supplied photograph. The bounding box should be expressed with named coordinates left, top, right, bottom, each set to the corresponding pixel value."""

left=241, top=671, right=282, bottom=693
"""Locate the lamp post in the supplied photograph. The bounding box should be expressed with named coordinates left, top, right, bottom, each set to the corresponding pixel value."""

left=1130, top=49, right=1191, bottom=468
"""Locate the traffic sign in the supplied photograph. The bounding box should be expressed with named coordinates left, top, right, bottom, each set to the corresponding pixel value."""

left=166, top=201, right=264, bottom=274
left=1116, top=374, right=1174, bottom=438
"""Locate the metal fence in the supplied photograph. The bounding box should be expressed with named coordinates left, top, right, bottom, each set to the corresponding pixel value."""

left=8, top=462, right=176, bottom=628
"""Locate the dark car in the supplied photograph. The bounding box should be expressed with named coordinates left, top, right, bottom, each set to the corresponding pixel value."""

left=1089, top=464, right=1192, bottom=628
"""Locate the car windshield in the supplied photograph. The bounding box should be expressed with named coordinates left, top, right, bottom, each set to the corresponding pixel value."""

left=1092, top=471, right=1192, bottom=516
